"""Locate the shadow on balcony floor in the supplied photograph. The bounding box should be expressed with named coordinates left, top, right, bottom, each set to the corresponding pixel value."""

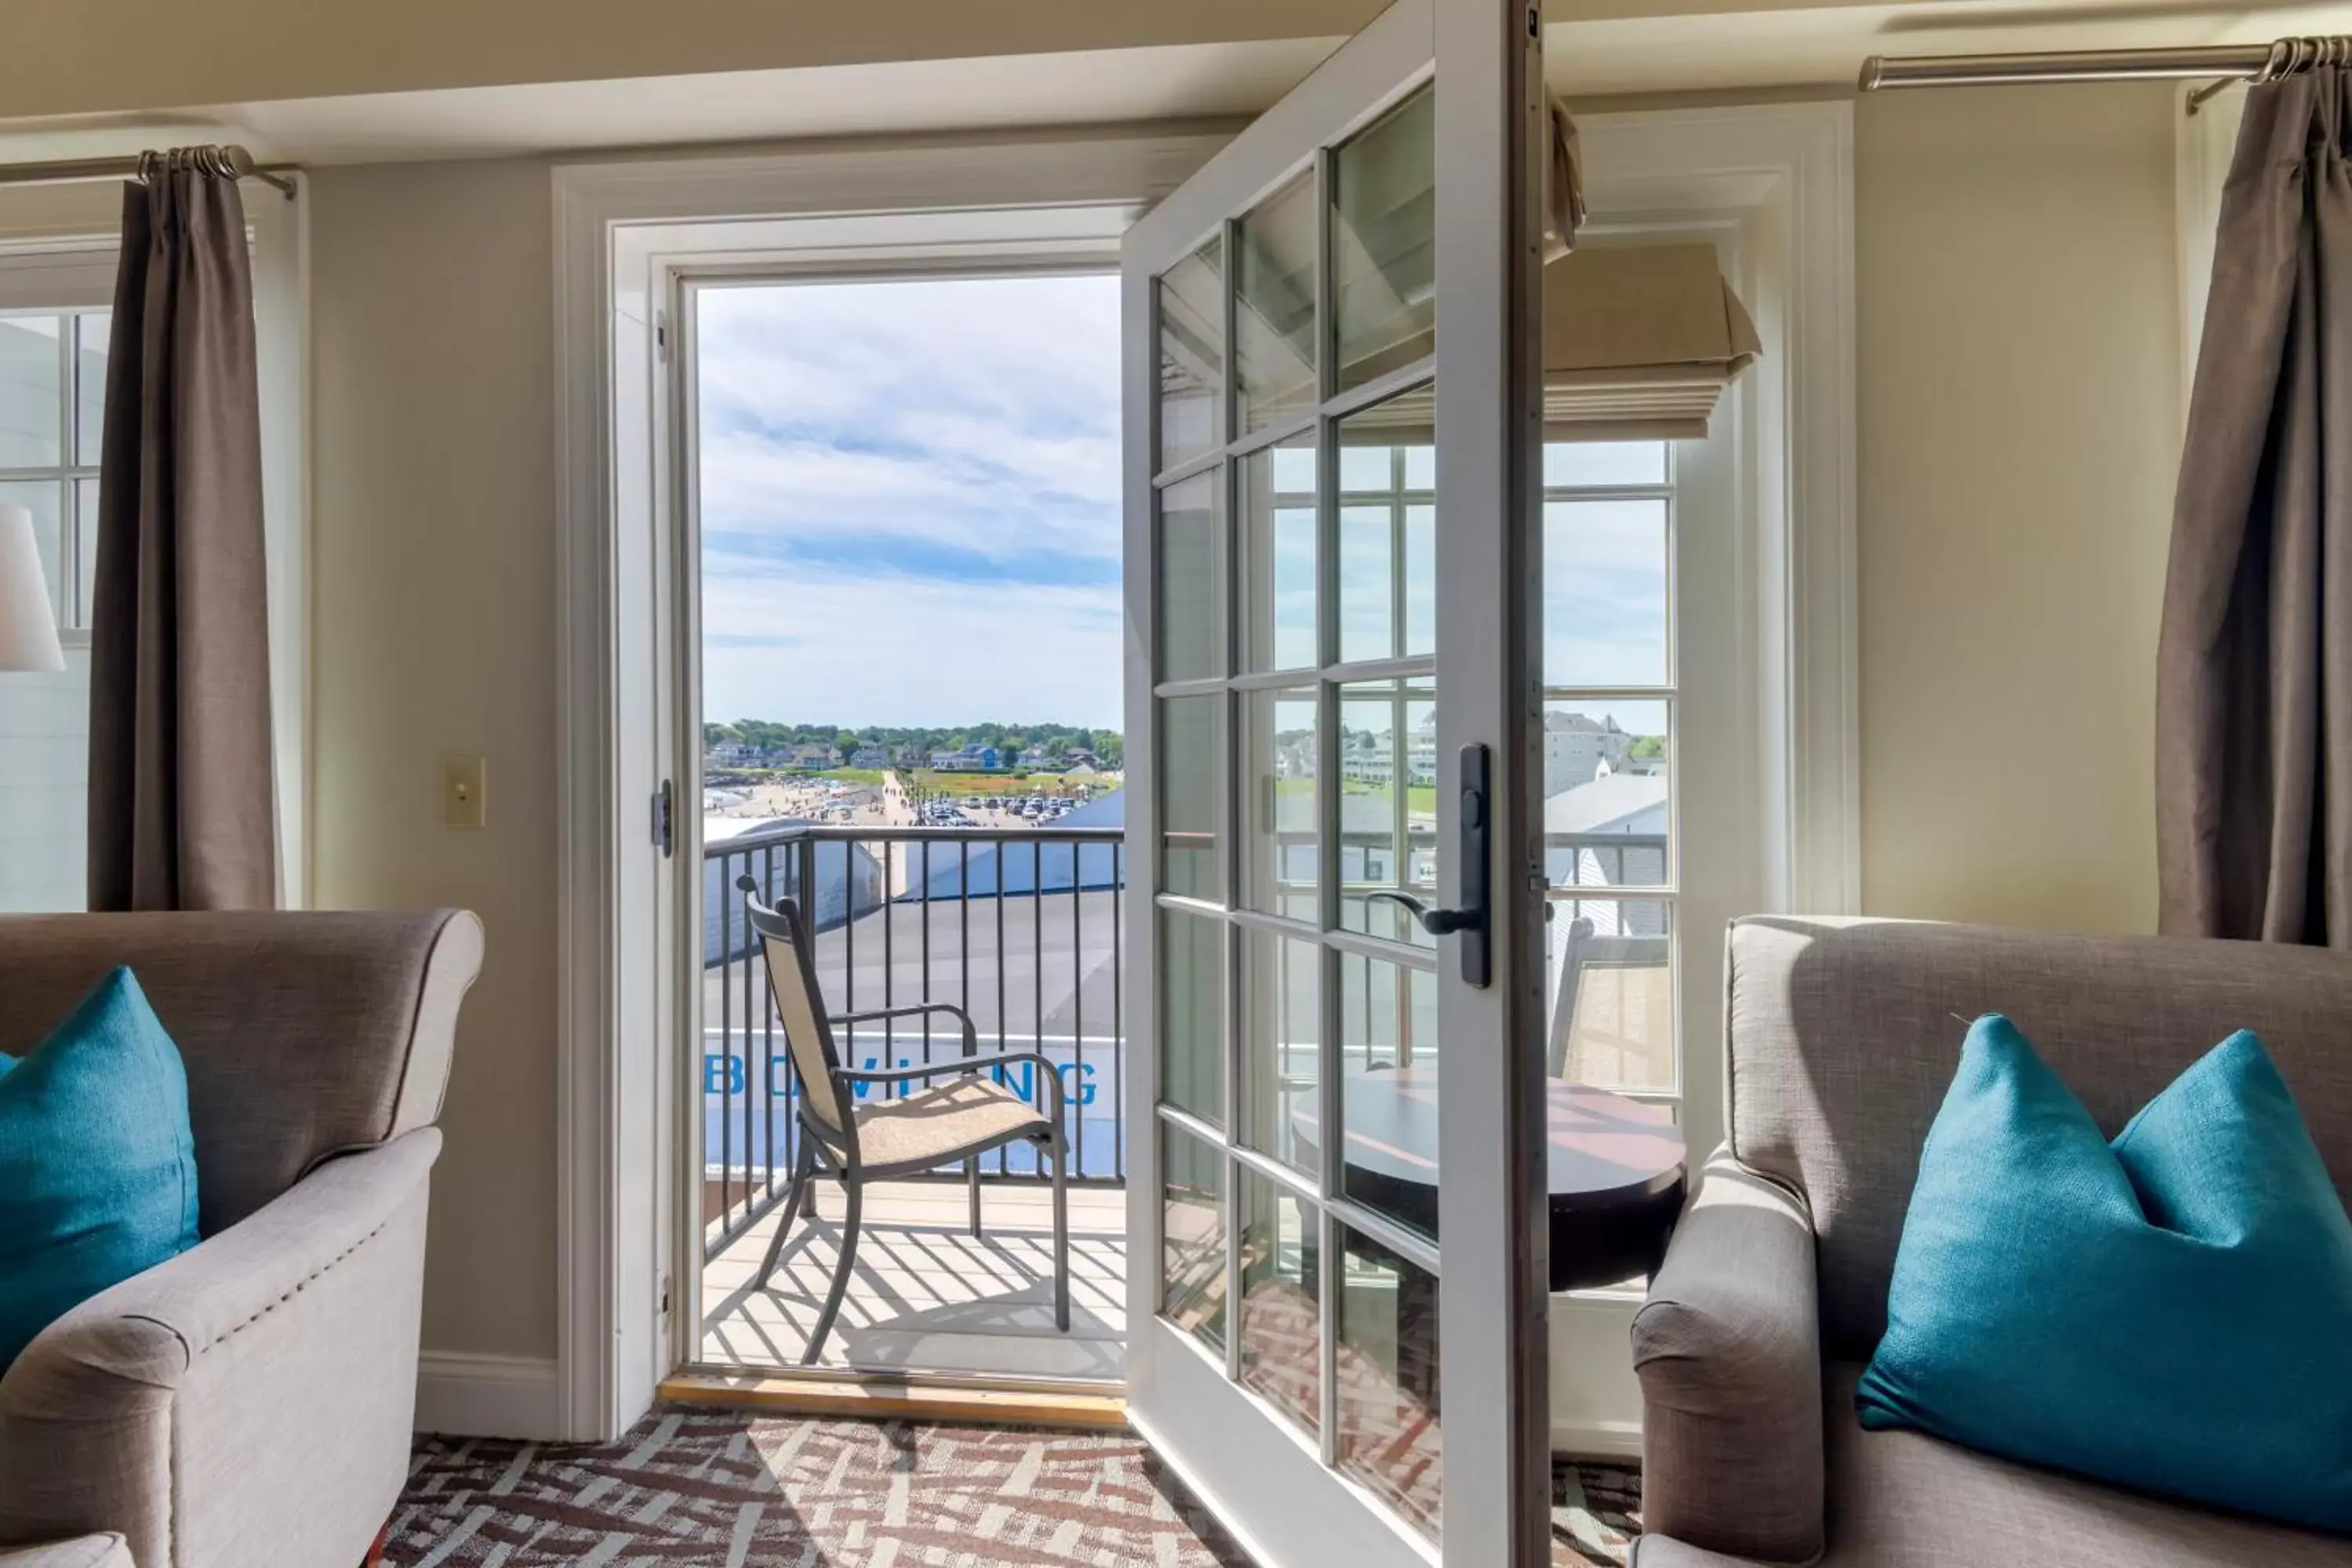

left=699, top=1179, right=1127, bottom=1381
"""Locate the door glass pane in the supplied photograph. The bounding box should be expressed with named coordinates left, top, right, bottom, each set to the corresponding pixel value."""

left=1237, top=1171, right=1321, bottom=1436
left=1236, top=174, right=1319, bottom=434
left=1241, top=929, right=1319, bottom=1174
left=1544, top=699, right=1668, bottom=891
left=1334, top=84, right=1436, bottom=392
left=1160, top=908, right=1227, bottom=1126
left=1544, top=439, right=1665, bottom=488
left=1158, top=240, right=1224, bottom=472
left=1544, top=498, right=1668, bottom=688
left=1338, top=681, right=1438, bottom=945
left=73, top=312, right=109, bottom=467
left=0, top=315, right=59, bottom=468
left=1337, top=1224, right=1441, bottom=1541
left=72, top=477, right=99, bottom=631
left=1163, top=1120, right=1228, bottom=1350
left=1546, top=898, right=1675, bottom=1091
left=1159, top=470, right=1221, bottom=683
left=0, top=480, right=62, bottom=623
left=1160, top=695, right=1224, bottom=901
left=1242, top=434, right=1317, bottom=672
left=1337, top=387, right=1432, bottom=663
left=1244, top=687, right=1319, bottom=918
left=1334, top=953, right=1438, bottom=1239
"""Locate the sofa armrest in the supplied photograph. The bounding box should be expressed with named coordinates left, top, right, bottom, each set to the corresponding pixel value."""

left=0, top=1131, right=441, bottom=1568
left=1632, top=1147, right=1824, bottom=1565
left=0, top=1538, right=131, bottom=1568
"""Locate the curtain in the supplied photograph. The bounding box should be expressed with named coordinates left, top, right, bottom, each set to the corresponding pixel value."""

left=2158, top=71, right=2352, bottom=946
left=85, top=152, right=277, bottom=911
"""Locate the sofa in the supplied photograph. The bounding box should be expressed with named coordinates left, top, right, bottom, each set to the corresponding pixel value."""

left=0, top=911, right=483, bottom=1568
left=1633, top=916, right=2352, bottom=1567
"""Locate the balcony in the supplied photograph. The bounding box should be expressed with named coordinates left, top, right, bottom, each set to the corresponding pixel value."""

left=692, top=813, right=1671, bottom=1385
left=695, top=821, right=1128, bottom=1382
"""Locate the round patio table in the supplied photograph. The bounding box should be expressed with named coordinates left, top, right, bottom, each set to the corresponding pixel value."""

left=1293, top=1066, right=1686, bottom=1291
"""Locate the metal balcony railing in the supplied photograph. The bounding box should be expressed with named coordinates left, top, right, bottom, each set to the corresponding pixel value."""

left=701, top=822, right=1125, bottom=1261
left=699, top=817, right=1665, bottom=1262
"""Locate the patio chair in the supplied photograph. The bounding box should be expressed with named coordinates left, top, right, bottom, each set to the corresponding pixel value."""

left=735, top=876, right=1070, bottom=1364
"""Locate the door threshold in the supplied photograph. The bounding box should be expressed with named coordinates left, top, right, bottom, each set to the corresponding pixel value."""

left=662, top=1367, right=1127, bottom=1431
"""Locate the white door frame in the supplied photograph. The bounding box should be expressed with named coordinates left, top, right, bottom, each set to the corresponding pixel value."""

left=545, top=103, right=1858, bottom=1455
left=551, top=129, right=1229, bottom=1443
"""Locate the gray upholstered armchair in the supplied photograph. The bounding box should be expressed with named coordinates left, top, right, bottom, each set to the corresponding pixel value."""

left=1632, top=916, right=2352, bottom=1568
left=0, top=911, right=483, bottom=1568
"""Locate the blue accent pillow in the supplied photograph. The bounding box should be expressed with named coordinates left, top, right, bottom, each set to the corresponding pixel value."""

left=0, top=968, right=201, bottom=1368
left=1857, top=1014, right=2352, bottom=1531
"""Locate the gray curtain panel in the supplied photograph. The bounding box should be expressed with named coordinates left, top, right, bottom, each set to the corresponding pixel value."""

left=2158, top=71, right=2352, bottom=946
left=85, top=154, right=277, bottom=911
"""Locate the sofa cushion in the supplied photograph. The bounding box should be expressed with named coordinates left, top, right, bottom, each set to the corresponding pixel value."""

left=1636, top=1368, right=2352, bottom=1568
left=0, top=969, right=201, bottom=1368
left=1856, top=1016, right=2352, bottom=1531
left=0, top=910, right=481, bottom=1232
left=1721, top=917, right=2352, bottom=1358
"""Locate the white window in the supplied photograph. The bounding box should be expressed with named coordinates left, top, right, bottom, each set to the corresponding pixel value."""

left=1542, top=439, right=1677, bottom=1110
left=0, top=307, right=110, bottom=640
left=0, top=252, right=114, bottom=914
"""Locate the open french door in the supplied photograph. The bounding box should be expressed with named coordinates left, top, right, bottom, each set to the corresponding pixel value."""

left=1121, top=1, right=1554, bottom=1563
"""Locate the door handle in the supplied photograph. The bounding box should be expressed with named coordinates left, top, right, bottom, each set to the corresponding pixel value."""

left=1365, top=891, right=1480, bottom=936
left=1365, top=742, right=1492, bottom=988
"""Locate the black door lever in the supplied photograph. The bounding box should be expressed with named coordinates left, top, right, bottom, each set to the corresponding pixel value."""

left=1365, top=742, right=1493, bottom=987
left=1365, top=891, right=1481, bottom=936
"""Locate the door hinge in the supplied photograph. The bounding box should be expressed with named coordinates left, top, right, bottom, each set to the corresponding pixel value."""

left=655, top=310, right=670, bottom=363
left=652, top=779, right=675, bottom=858
left=660, top=1272, right=673, bottom=1317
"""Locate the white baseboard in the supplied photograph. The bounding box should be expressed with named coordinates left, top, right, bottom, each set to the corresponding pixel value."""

left=415, top=1352, right=566, bottom=1440
left=1551, top=1416, right=1644, bottom=1461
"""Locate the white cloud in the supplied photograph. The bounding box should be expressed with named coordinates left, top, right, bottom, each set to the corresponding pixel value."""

left=694, top=274, right=1123, bottom=728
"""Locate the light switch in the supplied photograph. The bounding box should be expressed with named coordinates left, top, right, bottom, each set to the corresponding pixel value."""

left=443, top=755, right=487, bottom=829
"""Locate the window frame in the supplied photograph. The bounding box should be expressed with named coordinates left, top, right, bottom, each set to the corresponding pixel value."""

left=0, top=251, right=116, bottom=650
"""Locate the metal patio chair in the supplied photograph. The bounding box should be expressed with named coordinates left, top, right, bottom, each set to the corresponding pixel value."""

left=735, top=876, right=1070, bottom=1364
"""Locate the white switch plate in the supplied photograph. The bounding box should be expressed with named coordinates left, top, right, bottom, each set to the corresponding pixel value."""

left=443, top=755, right=486, bottom=829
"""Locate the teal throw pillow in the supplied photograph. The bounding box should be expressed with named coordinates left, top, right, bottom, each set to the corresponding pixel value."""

left=1857, top=1014, right=2352, bottom=1531
left=0, top=967, right=201, bottom=1367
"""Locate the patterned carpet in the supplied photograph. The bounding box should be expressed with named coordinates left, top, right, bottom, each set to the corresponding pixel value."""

left=390, top=1405, right=1640, bottom=1566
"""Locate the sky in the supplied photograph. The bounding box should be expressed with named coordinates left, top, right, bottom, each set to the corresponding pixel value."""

left=692, top=270, right=1672, bottom=739
left=695, top=274, right=1123, bottom=731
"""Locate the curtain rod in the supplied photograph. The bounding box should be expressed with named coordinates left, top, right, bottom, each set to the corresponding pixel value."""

left=1860, top=37, right=2350, bottom=101
left=0, top=143, right=297, bottom=201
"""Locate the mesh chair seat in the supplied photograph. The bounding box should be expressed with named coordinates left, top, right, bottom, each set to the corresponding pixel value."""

left=821, top=1076, right=1051, bottom=1170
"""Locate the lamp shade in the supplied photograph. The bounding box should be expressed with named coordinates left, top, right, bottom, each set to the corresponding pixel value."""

left=0, top=501, right=66, bottom=673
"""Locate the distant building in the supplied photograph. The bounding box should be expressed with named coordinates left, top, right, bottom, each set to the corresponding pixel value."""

left=930, top=742, right=1003, bottom=771
left=1544, top=711, right=1635, bottom=794
left=789, top=742, right=842, bottom=769
left=1337, top=714, right=1439, bottom=788
left=848, top=746, right=890, bottom=769
left=1018, top=746, right=1053, bottom=768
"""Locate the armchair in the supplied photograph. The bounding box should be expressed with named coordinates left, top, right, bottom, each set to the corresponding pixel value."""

left=0, top=910, right=483, bottom=1568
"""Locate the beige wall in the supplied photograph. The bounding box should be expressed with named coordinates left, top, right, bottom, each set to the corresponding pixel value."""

left=309, top=158, right=561, bottom=1360
left=1853, top=82, right=2181, bottom=935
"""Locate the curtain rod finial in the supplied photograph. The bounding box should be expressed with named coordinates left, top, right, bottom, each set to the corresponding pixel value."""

left=1857, top=55, right=1886, bottom=91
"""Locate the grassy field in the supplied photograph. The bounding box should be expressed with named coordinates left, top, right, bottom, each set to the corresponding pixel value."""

left=812, top=768, right=887, bottom=786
